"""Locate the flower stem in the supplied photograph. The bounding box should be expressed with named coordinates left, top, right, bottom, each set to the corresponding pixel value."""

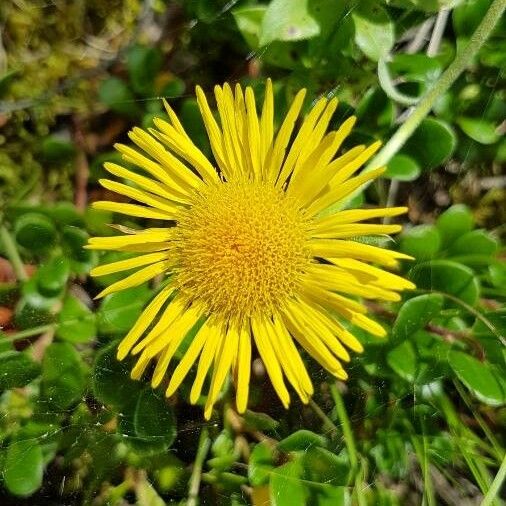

left=481, top=455, right=506, bottom=506
left=330, top=383, right=358, bottom=472
left=187, top=427, right=211, bottom=506
left=366, top=0, right=506, bottom=172
left=0, top=223, right=28, bottom=282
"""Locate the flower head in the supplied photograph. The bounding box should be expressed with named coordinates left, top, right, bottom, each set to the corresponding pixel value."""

left=87, top=80, right=414, bottom=419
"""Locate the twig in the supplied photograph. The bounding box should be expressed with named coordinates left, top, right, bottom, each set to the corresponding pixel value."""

left=0, top=224, right=27, bottom=282
left=383, top=179, right=400, bottom=224
left=187, top=428, right=211, bottom=506
left=427, top=9, right=450, bottom=57
left=406, top=18, right=435, bottom=54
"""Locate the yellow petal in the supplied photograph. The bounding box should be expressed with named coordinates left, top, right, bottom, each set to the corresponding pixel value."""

left=103, top=162, right=188, bottom=204
left=282, top=304, right=347, bottom=379
left=276, top=97, right=328, bottom=186
left=151, top=311, right=202, bottom=387
left=195, top=85, right=229, bottom=178
left=310, top=238, right=413, bottom=267
left=86, top=229, right=173, bottom=250
left=131, top=295, right=186, bottom=355
left=145, top=305, right=202, bottom=360
left=190, top=321, right=223, bottom=404
left=260, top=78, right=274, bottom=168
left=204, top=323, right=240, bottom=419
left=235, top=325, right=252, bottom=414
left=115, top=143, right=190, bottom=198
left=332, top=258, right=416, bottom=291
left=129, top=127, right=203, bottom=190
left=245, top=86, right=262, bottom=179
left=90, top=251, right=171, bottom=277
left=315, top=207, right=408, bottom=229
left=307, top=167, right=386, bottom=216
left=149, top=122, right=220, bottom=184
left=99, top=178, right=183, bottom=215
left=91, top=201, right=176, bottom=221
left=251, top=317, right=290, bottom=408
left=117, top=285, right=174, bottom=360
left=311, top=223, right=402, bottom=239
left=94, top=260, right=171, bottom=299
left=165, top=321, right=210, bottom=398
left=265, top=88, right=306, bottom=181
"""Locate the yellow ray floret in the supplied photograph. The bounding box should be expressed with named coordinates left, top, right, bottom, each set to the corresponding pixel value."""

left=88, top=79, right=415, bottom=419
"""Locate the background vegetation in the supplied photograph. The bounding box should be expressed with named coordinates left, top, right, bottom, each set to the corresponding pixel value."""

left=0, top=0, right=504, bottom=504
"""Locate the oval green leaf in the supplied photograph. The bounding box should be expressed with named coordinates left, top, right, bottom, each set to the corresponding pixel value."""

left=4, top=440, right=43, bottom=497
left=449, top=350, right=506, bottom=406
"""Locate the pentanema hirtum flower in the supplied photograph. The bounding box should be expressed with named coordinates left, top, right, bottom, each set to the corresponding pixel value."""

left=87, top=80, right=415, bottom=419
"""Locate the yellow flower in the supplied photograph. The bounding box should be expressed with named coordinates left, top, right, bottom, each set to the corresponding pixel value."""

left=87, top=80, right=414, bottom=419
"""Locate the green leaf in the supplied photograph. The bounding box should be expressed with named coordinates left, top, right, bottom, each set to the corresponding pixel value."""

left=233, top=6, right=266, bottom=48
left=355, top=87, right=395, bottom=130
left=400, top=224, right=441, bottom=261
left=392, top=294, right=444, bottom=343
left=303, top=446, right=349, bottom=485
left=385, top=154, right=421, bottom=181
left=36, top=256, right=70, bottom=298
left=127, top=45, right=162, bottom=96
left=133, top=388, right=177, bottom=446
left=97, top=284, right=153, bottom=334
left=99, top=77, right=140, bottom=118
left=314, top=486, right=348, bottom=506
left=409, top=260, right=480, bottom=306
left=270, top=458, right=308, bottom=506
left=14, top=212, right=57, bottom=252
left=259, top=0, right=320, bottom=46
left=453, top=0, right=491, bottom=37
left=352, top=3, right=394, bottom=61
left=448, top=229, right=499, bottom=257
left=387, top=341, right=417, bottom=382
left=243, top=410, right=280, bottom=431
left=0, top=351, right=41, bottom=390
left=41, top=342, right=86, bottom=409
left=449, top=350, right=506, bottom=406
left=46, top=201, right=84, bottom=227
left=92, top=341, right=142, bottom=408
left=56, top=295, right=96, bottom=343
left=435, top=204, right=474, bottom=247
left=277, top=430, right=327, bottom=452
left=457, top=117, right=500, bottom=145
left=249, top=441, right=274, bottom=486
left=40, top=135, right=75, bottom=163
left=402, top=117, right=457, bottom=170
left=3, top=440, right=43, bottom=497
left=62, top=225, right=93, bottom=266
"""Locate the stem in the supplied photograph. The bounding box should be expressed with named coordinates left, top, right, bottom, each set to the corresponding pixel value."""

left=187, top=428, right=211, bottom=506
left=308, top=399, right=339, bottom=439
left=329, top=383, right=358, bottom=472
left=3, top=324, right=56, bottom=342
left=366, top=0, right=506, bottom=172
left=481, top=455, right=506, bottom=506
left=0, top=224, right=27, bottom=282
left=414, top=288, right=505, bottom=346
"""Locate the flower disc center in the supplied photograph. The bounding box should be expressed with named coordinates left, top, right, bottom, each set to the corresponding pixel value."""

left=175, top=181, right=310, bottom=319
